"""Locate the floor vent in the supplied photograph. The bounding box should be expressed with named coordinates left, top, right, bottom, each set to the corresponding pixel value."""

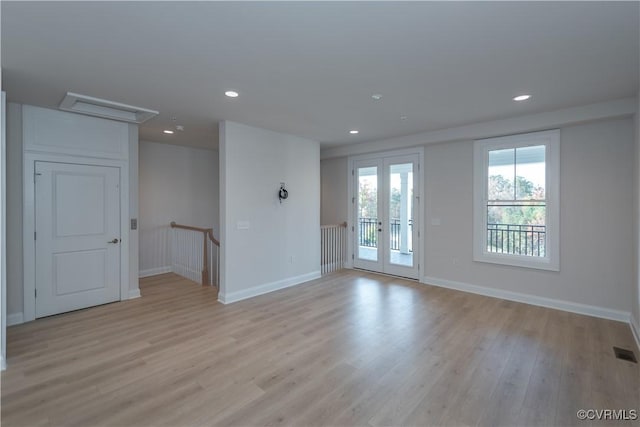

left=613, top=346, right=637, bottom=363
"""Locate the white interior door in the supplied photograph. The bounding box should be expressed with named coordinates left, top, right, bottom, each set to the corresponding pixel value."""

left=35, top=161, right=121, bottom=318
left=353, top=154, right=420, bottom=279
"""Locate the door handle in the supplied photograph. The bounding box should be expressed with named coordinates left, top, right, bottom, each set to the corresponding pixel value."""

left=108, top=238, right=120, bottom=244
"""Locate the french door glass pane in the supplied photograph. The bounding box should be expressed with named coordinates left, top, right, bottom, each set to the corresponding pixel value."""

left=389, top=163, right=413, bottom=267
left=357, top=166, right=378, bottom=262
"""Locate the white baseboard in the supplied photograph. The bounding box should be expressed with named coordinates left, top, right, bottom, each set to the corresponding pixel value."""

left=219, top=271, right=321, bottom=304
left=7, top=293, right=140, bottom=327
left=630, top=313, right=640, bottom=352
left=7, top=312, right=23, bottom=326
left=139, top=266, right=172, bottom=278
left=321, top=262, right=344, bottom=272
left=172, top=264, right=202, bottom=283
left=421, top=275, right=630, bottom=323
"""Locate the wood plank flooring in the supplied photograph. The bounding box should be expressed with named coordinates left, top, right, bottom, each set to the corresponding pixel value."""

left=2, top=271, right=638, bottom=426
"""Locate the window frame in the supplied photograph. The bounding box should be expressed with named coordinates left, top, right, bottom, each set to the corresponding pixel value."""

left=473, top=129, right=560, bottom=271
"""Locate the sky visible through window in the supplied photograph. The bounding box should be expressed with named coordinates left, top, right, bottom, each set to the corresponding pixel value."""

left=488, top=145, right=545, bottom=200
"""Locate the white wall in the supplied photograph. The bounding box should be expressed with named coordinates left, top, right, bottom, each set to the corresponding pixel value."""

left=1, top=91, right=6, bottom=370
left=129, top=127, right=140, bottom=297
left=6, top=103, right=23, bottom=320
left=634, top=93, right=640, bottom=343
left=322, top=117, right=636, bottom=317
left=321, top=156, right=348, bottom=225
left=1, top=29, right=5, bottom=372
left=138, top=141, right=218, bottom=276
left=424, top=119, right=634, bottom=314
left=219, top=121, right=320, bottom=303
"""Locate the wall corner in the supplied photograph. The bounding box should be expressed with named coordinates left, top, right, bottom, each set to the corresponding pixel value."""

left=128, top=124, right=140, bottom=294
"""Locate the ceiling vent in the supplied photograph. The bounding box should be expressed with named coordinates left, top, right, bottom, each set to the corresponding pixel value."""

left=59, top=92, right=158, bottom=124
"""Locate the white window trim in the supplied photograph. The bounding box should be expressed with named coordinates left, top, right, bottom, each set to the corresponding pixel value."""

left=473, top=129, right=560, bottom=271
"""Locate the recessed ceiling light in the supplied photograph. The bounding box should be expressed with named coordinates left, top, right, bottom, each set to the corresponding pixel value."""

left=225, top=90, right=239, bottom=98
left=163, top=130, right=174, bottom=134
left=371, top=94, right=382, bottom=100
left=513, top=94, right=531, bottom=101
left=349, top=130, right=359, bottom=134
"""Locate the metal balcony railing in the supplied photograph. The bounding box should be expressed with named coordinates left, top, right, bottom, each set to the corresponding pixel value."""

left=487, top=223, right=546, bottom=257
left=358, top=217, right=412, bottom=251
left=358, top=218, right=545, bottom=258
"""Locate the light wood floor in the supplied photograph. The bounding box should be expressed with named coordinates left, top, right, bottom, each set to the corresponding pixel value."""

left=2, top=271, right=639, bottom=427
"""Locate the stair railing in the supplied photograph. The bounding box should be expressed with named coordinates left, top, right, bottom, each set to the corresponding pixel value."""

left=321, top=222, right=347, bottom=274
left=170, top=221, right=220, bottom=287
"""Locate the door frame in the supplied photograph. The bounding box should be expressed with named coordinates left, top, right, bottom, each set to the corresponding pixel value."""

left=23, top=152, right=130, bottom=322
left=351, top=157, right=384, bottom=273
left=347, top=147, right=424, bottom=278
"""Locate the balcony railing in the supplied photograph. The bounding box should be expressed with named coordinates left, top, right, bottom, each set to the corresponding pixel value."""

left=358, top=217, right=412, bottom=251
left=487, top=223, right=546, bottom=257
left=358, top=219, right=545, bottom=257
left=359, top=217, right=378, bottom=247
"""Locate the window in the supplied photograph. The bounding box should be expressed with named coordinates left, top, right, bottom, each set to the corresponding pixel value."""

left=473, top=130, right=559, bottom=271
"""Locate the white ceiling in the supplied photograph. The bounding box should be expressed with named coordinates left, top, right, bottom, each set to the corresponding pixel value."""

left=2, top=2, right=638, bottom=150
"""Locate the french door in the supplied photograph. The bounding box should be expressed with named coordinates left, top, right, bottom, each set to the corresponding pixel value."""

left=352, top=153, right=420, bottom=279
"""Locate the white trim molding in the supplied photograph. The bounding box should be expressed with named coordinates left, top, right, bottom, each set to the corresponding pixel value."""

left=128, top=289, right=141, bottom=299
left=321, top=97, right=637, bottom=159
left=421, top=275, right=631, bottom=323
left=1, top=354, right=5, bottom=371
left=23, top=152, right=130, bottom=322
left=21, top=105, right=132, bottom=323
left=473, top=129, right=560, bottom=271
left=219, top=271, right=321, bottom=304
left=139, top=266, right=172, bottom=278
left=347, top=146, right=425, bottom=278
left=631, top=314, right=640, bottom=352
left=7, top=312, right=24, bottom=326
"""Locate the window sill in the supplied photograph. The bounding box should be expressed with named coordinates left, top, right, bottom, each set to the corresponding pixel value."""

left=473, top=252, right=559, bottom=272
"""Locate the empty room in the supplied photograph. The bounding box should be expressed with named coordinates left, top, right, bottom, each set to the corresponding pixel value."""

left=0, top=1, right=639, bottom=426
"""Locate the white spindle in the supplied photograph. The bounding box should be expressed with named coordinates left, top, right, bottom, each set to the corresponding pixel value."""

left=332, top=228, right=336, bottom=271
left=169, top=223, right=219, bottom=286
left=320, top=223, right=347, bottom=275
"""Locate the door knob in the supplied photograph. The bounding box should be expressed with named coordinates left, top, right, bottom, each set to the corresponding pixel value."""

left=378, top=228, right=382, bottom=232
left=108, top=238, right=120, bottom=244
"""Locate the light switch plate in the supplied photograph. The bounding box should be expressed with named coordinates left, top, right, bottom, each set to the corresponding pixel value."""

left=237, top=221, right=250, bottom=230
